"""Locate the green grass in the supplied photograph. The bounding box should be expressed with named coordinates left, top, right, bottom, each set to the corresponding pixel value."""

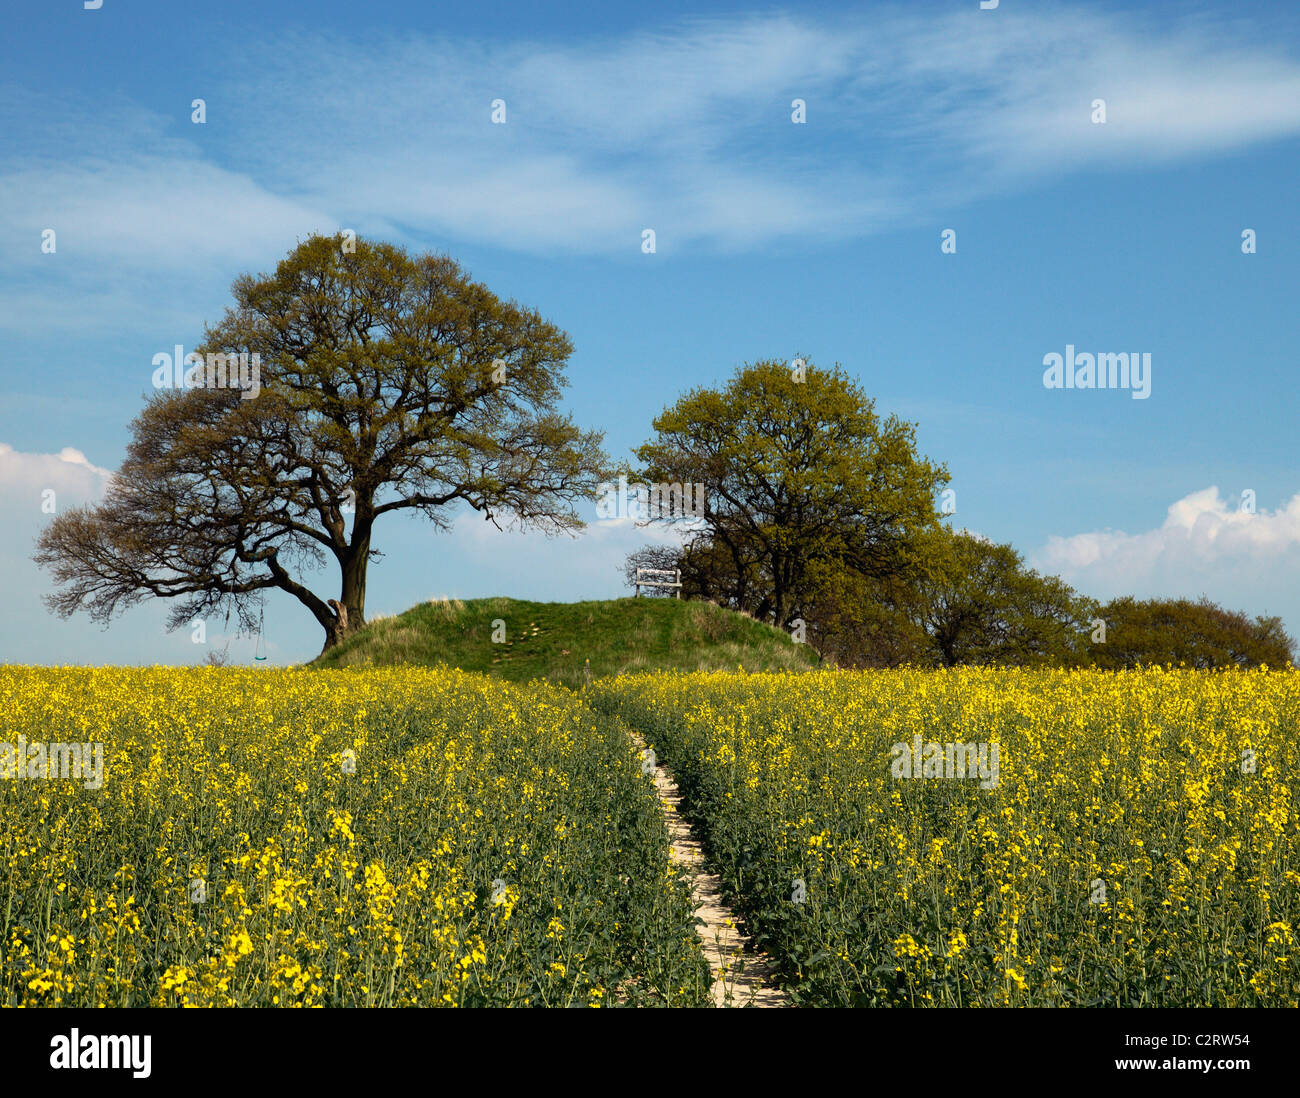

left=309, top=597, right=819, bottom=685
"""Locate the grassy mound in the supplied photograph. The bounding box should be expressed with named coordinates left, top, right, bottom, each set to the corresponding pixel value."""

left=309, top=597, right=818, bottom=684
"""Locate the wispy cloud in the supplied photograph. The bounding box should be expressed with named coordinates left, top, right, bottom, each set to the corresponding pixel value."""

left=3, top=4, right=1299, bottom=279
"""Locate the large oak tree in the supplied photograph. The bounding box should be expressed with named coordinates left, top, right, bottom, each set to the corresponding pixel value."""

left=36, top=234, right=611, bottom=654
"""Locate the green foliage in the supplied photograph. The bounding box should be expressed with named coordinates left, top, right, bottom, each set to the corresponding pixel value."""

left=630, top=359, right=949, bottom=629
left=800, top=529, right=1094, bottom=669
left=914, top=530, right=1095, bottom=667
left=799, top=560, right=934, bottom=668
left=1089, top=596, right=1295, bottom=669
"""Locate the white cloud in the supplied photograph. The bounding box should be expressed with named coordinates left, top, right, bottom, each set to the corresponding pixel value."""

left=0, top=442, right=112, bottom=500
left=0, top=442, right=315, bottom=664
left=1035, top=487, right=1300, bottom=586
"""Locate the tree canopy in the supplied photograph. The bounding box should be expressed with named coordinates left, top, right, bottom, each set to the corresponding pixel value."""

left=629, top=359, right=949, bottom=630
left=1090, top=596, right=1294, bottom=669
left=36, top=234, right=611, bottom=653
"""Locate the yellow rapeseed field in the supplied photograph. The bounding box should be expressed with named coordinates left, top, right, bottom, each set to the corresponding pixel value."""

left=593, top=667, right=1300, bottom=1007
left=0, top=667, right=710, bottom=1007
left=7, top=663, right=1295, bottom=1009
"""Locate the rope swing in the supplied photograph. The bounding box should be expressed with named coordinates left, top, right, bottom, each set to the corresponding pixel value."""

left=254, top=603, right=268, bottom=662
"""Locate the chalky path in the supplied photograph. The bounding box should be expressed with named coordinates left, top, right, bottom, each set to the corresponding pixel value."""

left=630, top=730, right=789, bottom=1008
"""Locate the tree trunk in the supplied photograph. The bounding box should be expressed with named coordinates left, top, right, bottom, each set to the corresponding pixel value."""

left=322, top=599, right=349, bottom=653
left=318, top=519, right=371, bottom=655
left=772, top=588, right=789, bottom=631
left=340, top=532, right=369, bottom=633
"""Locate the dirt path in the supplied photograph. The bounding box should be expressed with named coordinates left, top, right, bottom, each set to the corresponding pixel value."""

left=632, top=732, right=789, bottom=1008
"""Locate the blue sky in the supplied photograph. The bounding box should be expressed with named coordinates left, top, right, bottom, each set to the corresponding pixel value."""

left=2, top=0, right=1299, bottom=665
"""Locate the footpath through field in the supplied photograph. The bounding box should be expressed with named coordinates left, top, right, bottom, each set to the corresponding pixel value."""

left=626, top=728, right=789, bottom=1008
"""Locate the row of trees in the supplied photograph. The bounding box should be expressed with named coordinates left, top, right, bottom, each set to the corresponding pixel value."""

left=33, top=234, right=1294, bottom=668
left=625, top=363, right=1294, bottom=670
